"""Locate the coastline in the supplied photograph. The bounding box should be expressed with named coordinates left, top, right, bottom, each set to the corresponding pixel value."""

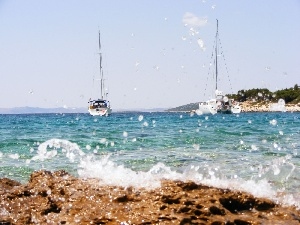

left=0, top=170, right=299, bottom=224
left=239, top=102, right=300, bottom=113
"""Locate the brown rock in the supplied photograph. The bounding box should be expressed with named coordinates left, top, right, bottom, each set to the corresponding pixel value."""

left=0, top=170, right=299, bottom=224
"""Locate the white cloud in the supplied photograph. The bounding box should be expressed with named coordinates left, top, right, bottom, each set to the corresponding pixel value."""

left=182, top=12, right=208, bottom=27
left=197, top=38, right=206, bottom=51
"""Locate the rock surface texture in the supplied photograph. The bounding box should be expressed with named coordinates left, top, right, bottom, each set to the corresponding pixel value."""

left=0, top=170, right=299, bottom=225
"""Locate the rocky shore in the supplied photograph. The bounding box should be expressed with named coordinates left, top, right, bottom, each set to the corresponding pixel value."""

left=239, top=101, right=300, bottom=113
left=0, top=170, right=299, bottom=224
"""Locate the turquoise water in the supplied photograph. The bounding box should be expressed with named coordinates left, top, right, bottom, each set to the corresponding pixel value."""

left=0, top=112, right=299, bottom=207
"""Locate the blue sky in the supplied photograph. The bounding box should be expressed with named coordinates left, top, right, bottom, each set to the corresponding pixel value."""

left=0, top=0, right=299, bottom=109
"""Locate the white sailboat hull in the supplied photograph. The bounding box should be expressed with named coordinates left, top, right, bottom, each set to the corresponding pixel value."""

left=217, top=100, right=241, bottom=114
left=88, top=99, right=111, bottom=116
left=196, top=100, right=218, bottom=115
left=88, top=107, right=112, bottom=116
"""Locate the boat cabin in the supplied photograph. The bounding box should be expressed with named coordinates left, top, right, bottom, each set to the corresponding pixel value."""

left=88, top=99, right=110, bottom=109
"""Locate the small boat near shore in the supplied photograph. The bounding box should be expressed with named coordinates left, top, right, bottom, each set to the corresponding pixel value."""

left=88, top=31, right=112, bottom=116
left=197, top=20, right=241, bottom=115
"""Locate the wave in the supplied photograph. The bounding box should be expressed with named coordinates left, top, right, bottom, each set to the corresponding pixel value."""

left=2, top=138, right=298, bottom=208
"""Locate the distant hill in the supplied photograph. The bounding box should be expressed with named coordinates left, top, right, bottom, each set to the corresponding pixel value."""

left=166, top=103, right=199, bottom=112
left=0, top=107, right=168, bottom=114
left=0, top=107, right=87, bottom=114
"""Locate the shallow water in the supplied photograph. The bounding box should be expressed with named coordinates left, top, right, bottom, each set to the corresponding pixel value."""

left=0, top=112, right=299, bottom=207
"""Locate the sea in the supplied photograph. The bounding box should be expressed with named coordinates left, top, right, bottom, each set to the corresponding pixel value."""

left=0, top=112, right=299, bottom=208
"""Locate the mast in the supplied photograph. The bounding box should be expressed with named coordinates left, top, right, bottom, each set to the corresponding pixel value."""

left=215, top=19, right=218, bottom=91
left=99, top=30, right=104, bottom=99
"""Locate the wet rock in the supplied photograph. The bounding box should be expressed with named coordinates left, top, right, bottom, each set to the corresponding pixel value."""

left=0, top=170, right=299, bottom=224
left=209, top=205, right=226, bottom=215
left=0, top=178, right=21, bottom=190
left=161, top=195, right=181, bottom=204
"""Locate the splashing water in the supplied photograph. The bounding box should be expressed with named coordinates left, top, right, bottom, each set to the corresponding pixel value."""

left=0, top=112, right=299, bottom=208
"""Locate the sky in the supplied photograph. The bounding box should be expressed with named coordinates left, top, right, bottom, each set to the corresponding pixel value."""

left=0, top=0, right=299, bottom=110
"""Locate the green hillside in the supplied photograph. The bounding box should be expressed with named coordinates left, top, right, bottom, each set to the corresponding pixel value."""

left=166, top=102, right=199, bottom=112
left=227, top=84, right=300, bottom=104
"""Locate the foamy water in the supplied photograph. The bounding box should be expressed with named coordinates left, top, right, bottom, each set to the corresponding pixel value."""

left=0, top=112, right=299, bottom=208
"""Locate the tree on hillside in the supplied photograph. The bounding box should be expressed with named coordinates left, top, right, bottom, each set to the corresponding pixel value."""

left=227, top=84, right=300, bottom=104
left=274, top=85, right=300, bottom=103
left=228, top=88, right=273, bottom=102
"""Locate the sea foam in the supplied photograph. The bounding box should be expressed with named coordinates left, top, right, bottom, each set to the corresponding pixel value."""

left=29, top=138, right=300, bottom=208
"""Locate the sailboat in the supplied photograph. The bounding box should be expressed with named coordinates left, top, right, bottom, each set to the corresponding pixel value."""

left=197, top=20, right=241, bottom=115
left=88, top=31, right=112, bottom=116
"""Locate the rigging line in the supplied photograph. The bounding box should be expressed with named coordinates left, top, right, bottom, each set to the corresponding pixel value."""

left=218, top=37, right=233, bottom=93
left=204, top=37, right=217, bottom=98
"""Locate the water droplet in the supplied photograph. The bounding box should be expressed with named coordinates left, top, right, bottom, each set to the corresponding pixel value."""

left=153, top=65, right=159, bottom=70
left=269, top=119, right=277, bottom=126
left=99, top=138, right=106, bottom=144
left=265, top=66, right=271, bottom=71
left=273, top=165, right=280, bottom=175
left=192, top=144, right=200, bottom=150
left=251, top=145, right=258, bottom=151
left=197, top=38, right=205, bottom=51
